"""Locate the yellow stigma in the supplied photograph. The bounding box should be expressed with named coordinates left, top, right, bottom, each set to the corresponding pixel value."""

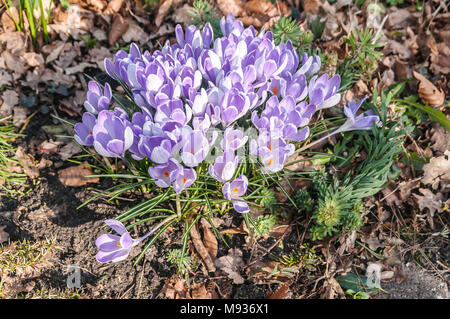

left=116, top=241, right=121, bottom=247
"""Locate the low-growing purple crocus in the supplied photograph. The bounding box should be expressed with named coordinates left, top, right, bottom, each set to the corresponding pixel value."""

left=96, top=219, right=148, bottom=263
left=308, top=74, right=341, bottom=110
left=209, top=150, right=239, bottom=183
left=222, top=175, right=249, bottom=213
left=180, top=129, right=211, bottom=167
left=92, top=110, right=133, bottom=158
left=340, top=97, right=381, bottom=132
left=221, top=127, right=248, bottom=150
left=74, top=112, right=96, bottom=146
left=84, top=81, right=112, bottom=114
left=148, top=158, right=182, bottom=188
left=173, top=168, right=197, bottom=193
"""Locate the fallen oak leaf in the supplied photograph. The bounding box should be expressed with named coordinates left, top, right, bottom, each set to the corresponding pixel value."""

left=58, top=165, right=100, bottom=187
left=214, top=248, right=245, bottom=284
left=422, top=151, right=450, bottom=190
left=413, top=71, right=445, bottom=107
left=216, top=0, right=243, bottom=17
left=108, top=14, right=128, bottom=46
left=104, top=0, right=124, bottom=14
left=266, top=283, right=291, bottom=299
left=413, top=188, right=443, bottom=228
left=155, top=0, right=173, bottom=28
left=15, top=146, right=39, bottom=179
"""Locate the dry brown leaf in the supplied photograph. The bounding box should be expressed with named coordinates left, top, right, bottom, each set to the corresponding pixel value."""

left=302, top=0, right=320, bottom=14
left=121, top=19, right=150, bottom=44
left=217, top=0, right=243, bottom=17
left=386, top=40, right=411, bottom=60
left=430, top=42, right=450, bottom=75
left=0, top=31, right=26, bottom=55
left=430, top=123, right=450, bottom=155
left=422, top=151, right=450, bottom=190
left=155, top=0, right=174, bottom=28
left=1, top=7, right=20, bottom=31
left=200, top=219, right=218, bottom=260
left=15, top=146, right=39, bottom=179
left=59, top=141, right=82, bottom=161
left=23, top=52, right=44, bottom=67
left=220, top=220, right=248, bottom=235
left=321, top=277, right=346, bottom=299
left=387, top=8, right=412, bottom=29
left=39, top=140, right=62, bottom=154
left=413, top=71, right=445, bottom=107
left=58, top=165, right=99, bottom=187
left=88, top=0, right=106, bottom=11
left=337, top=230, right=357, bottom=256
left=1, top=275, right=35, bottom=296
left=190, top=221, right=216, bottom=272
left=397, top=179, right=420, bottom=201
left=214, top=248, right=245, bottom=284
left=0, top=90, right=18, bottom=116
left=2, top=50, right=28, bottom=75
left=0, top=226, right=9, bottom=244
left=109, top=14, right=129, bottom=46
left=172, top=4, right=195, bottom=27
left=41, top=41, right=66, bottom=64
left=267, top=283, right=290, bottom=299
left=161, top=276, right=189, bottom=299
left=13, top=106, right=29, bottom=128
left=190, top=283, right=215, bottom=299
left=0, top=69, right=13, bottom=87
left=104, top=0, right=124, bottom=14
left=65, top=62, right=96, bottom=75
left=414, top=188, right=443, bottom=218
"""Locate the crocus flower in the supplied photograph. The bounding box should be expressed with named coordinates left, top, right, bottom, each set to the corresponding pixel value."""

left=84, top=81, right=112, bottom=114
left=173, top=168, right=197, bottom=193
left=340, top=97, right=381, bottom=132
left=148, top=158, right=182, bottom=188
left=92, top=110, right=133, bottom=158
left=74, top=112, right=96, bottom=146
left=138, top=136, right=174, bottom=164
left=222, top=175, right=249, bottom=213
left=308, top=74, right=341, bottom=110
left=209, top=150, right=239, bottom=183
left=221, top=127, right=248, bottom=150
left=180, top=129, right=211, bottom=167
left=96, top=219, right=146, bottom=263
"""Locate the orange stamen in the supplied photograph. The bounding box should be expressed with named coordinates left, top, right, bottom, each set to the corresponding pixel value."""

left=164, top=171, right=169, bottom=178
left=273, top=87, right=278, bottom=95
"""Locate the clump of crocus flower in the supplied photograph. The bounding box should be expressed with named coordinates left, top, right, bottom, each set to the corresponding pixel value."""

left=75, top=14, right=381, bottom=263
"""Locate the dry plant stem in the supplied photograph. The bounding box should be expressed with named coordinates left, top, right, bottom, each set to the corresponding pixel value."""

left=176, top=194, right=181, bottom=219
left=189, top=221, right=216, bottom=273
left=241, top=219, right=295, bottom=271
